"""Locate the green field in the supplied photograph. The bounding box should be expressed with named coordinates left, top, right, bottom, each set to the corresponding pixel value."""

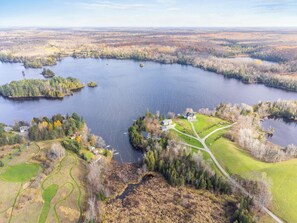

left=192, top=114, right=229, bottom=137
left=39, top=184, right=59, bottom=223
left=170, top=130, right=203, bottom=148
left=210, top=137, right=297, bottom=222
left=0, top=163, right=40, bottom=182
left=173, top=118, right=195, bottom=136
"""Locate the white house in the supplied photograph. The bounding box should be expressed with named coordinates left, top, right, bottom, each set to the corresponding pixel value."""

left=4, top=126, right=13, bottom=132
left=184, top=112, right=197, bottom=121
left=162, top=119, right=173, bottom=126
left=19, top=126, right=30, bottom=133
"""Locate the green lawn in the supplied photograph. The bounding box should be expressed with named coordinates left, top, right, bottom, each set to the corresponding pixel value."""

left=210, top=137, right=297, bottom=223
left=0, top=163, right=40, bottom=182
left=39, top=184, right=59, bottom=223
left=193, top=114, right=229, bottom=137
left=173, top=118, right=195, bottom=136
left=205, top=129, right=228, bottom=147
left=170, top=130, right=203, bottom=148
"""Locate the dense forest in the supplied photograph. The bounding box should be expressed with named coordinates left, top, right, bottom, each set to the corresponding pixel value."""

left=0, top=124, right=24, bottom=146
left=28, top=113, right=84, bottom=141
left=0, top=76, right=84, bottom=99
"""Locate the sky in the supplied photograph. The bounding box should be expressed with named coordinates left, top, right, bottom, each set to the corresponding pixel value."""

left=0, top=0, right=297, bottom=27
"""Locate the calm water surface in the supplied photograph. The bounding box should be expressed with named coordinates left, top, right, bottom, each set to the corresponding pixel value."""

left=1, top=58, right=297, bottom=162
left=262, top=119, right=297, bottom=147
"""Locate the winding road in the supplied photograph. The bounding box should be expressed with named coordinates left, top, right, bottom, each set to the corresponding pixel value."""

left=171, top=121, right=284, bottom=223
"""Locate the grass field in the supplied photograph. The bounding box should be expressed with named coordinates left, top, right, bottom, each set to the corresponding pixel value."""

left=39, top=184, right=59, bottom=223
left=173, top=118, right=195, bottom=136
left=210, top=133, right=297, bottom=222
left=170, top=130, right=203, bottom=148
left=172, top=116, right=223, bottom=175
left=192, top=114, right=229, bottom=138
left=0, top=163, right=40, bottom=182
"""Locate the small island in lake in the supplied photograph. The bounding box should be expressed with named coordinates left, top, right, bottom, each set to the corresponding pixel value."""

left=87, top=81, right=98, bottom=88
left=0, top=76, right=84, bottom=99
left=41, top=68, right=55, bottom=78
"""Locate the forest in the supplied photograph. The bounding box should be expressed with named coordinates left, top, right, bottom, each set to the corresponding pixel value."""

left=28, top=113, right=84, bottom=141
left=0, top=76, right=84, bottom=99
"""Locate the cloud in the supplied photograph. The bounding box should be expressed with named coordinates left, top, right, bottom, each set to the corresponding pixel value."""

left=75, top=0, right=153, bottom=10
left=252, top=0, right=297, bottom=12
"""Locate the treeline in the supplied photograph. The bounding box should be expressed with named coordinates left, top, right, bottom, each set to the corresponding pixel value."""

left=255, top=100, right=297, bottom=120
left=145, top=145, right=231, bottom=194
left=0, top=53, right=59, bottom=68
left=128, top=116, right=147, bottom=150
left=0, top=124, right=24, bottom=146
left=2, top=45, right=297, bottom=92
left=29, top=113, right=84, bottom=141
left=0, top=76, right=84, bottom=99
left=72, top=48, right=297, bottom=92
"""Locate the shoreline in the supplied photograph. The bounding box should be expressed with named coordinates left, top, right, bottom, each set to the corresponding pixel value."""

left=1, top=55, right=296, bottom=93
left=0, top=86, right=85, bottom=101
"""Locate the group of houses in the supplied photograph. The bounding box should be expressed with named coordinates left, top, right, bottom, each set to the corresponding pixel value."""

left=141, top=109, right=197, bottom=140
left=3, top=125, right=30, bottom=133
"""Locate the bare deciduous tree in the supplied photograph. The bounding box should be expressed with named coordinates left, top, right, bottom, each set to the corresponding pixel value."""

left=47, top=143, right=65, bottom=160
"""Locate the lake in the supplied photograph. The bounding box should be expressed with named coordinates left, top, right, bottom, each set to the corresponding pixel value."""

left=262, top=118, right=297, bottom=147
left=1, top=58, right=297, bottom=162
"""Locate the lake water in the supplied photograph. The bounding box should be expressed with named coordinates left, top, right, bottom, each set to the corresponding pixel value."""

left=1, top=58, right=297, bottom=162
left=262, top=118, right=297, bottom=147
